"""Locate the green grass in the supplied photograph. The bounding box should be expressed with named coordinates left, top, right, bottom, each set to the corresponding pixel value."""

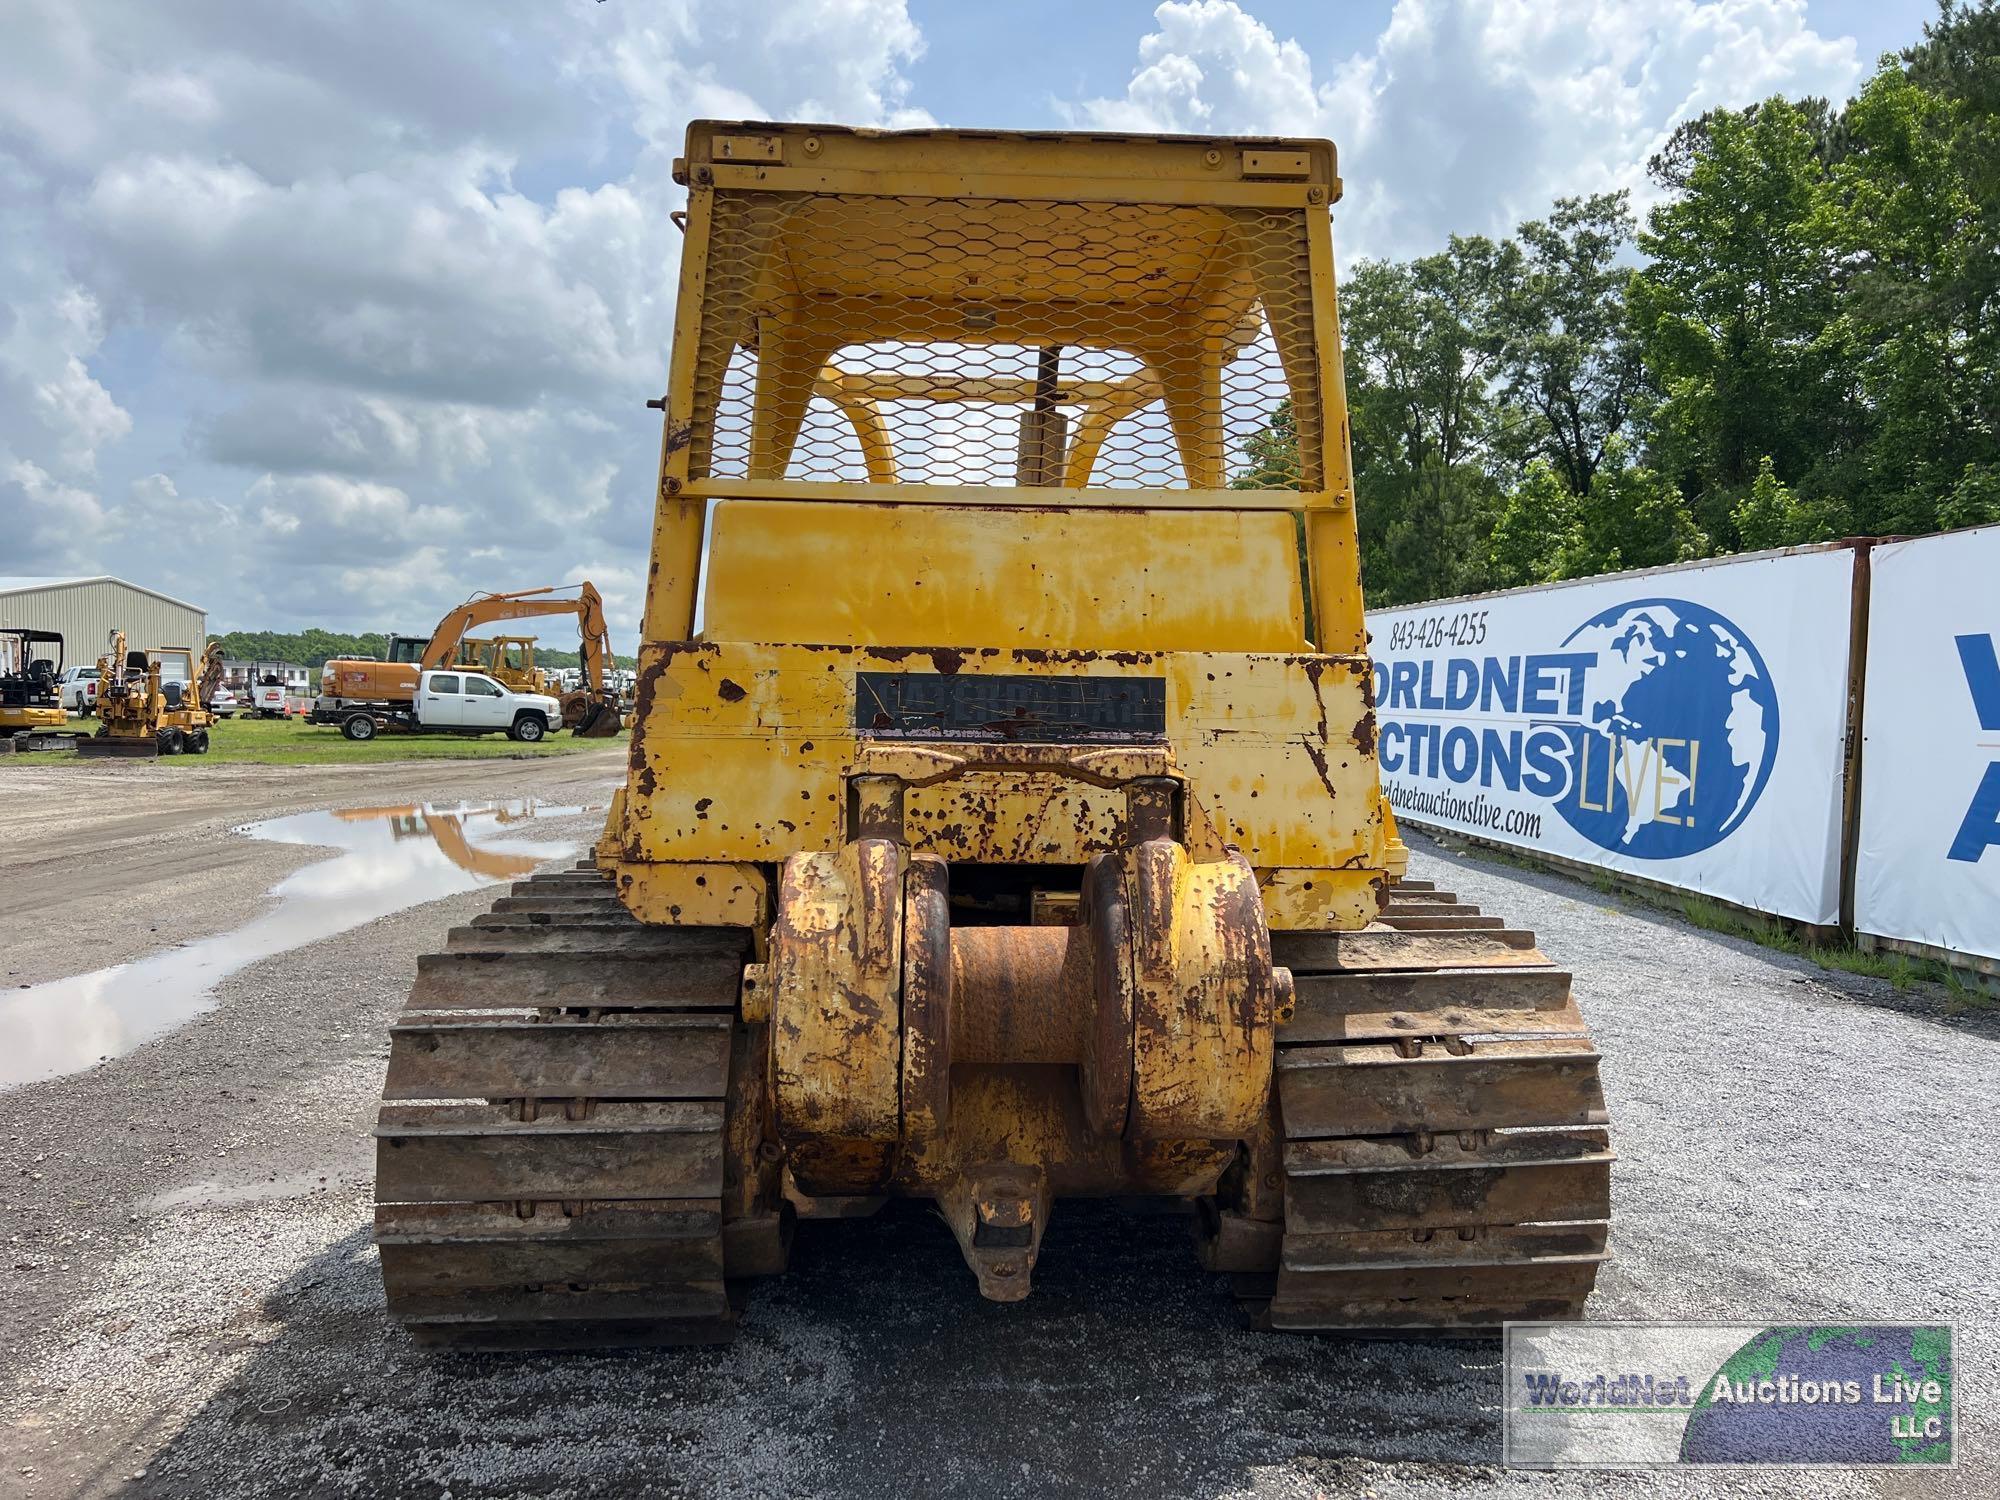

left=202, top=713, right=627, bottom=764
left=15, top=712, right=626, bottom=766
left=1675, top=892, right=1988, bottom=1004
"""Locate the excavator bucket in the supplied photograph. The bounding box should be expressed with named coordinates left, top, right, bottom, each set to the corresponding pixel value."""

left=569, top=697, right=624, bottom=736
left=372, top=122, right=1612, bottom=1349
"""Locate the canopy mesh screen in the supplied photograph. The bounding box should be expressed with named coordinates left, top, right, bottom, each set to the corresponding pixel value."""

left=687, top=192, right=1324, bottom=491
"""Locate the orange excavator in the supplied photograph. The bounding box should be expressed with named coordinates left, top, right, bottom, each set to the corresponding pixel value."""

left=315, top=583, right=622, bottom=735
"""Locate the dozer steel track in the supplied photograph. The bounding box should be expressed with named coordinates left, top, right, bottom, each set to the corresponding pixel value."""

left=1206, top=880, right=1611, bottom=1333
left=373, top=864, right=778, bottom=1349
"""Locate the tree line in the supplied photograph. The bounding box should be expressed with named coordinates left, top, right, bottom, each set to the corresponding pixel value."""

left=1250, top=1, right=1997, bottom=608
left=212, top=629, right=636, bottom=671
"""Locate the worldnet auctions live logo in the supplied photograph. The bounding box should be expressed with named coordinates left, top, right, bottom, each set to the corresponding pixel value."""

left=1373, top=597, right=1782, bottom=859
left=1504, top=1323, right=1954, bottom=1469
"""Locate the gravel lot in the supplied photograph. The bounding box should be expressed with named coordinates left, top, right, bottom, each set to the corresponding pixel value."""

left=1, top=762, right=1991, bottom=1500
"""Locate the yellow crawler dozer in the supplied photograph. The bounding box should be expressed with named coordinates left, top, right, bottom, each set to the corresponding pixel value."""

left=373, top=122, right=1612, bottom=1348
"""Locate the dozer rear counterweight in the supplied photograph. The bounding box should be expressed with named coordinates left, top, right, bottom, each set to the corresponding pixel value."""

left=374, top=122, right=1610, bottom=1347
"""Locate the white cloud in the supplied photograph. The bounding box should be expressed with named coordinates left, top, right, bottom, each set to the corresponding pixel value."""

left=0, top=152, right=130, bottom=572
left=1077, top=0, right=1318, bottom=132
left=3, top=460, right=108, bottom=569
left=0, top=168, right=131, bottom=478
left=0, top=2, right=588, bottom=180
left=81, top=152, right=669, bottom=406
left=130, top=473, right=179, bottom=506
left=117, top=471, right=239, bottom=552
left=32, top=349, right=130, bottom=474
left=125, top=70, right=222, bottom=126
left=244, top=474, right=468, bottom=562
left=1065, top=0, right=1861, bottom=260
left=334, top=544, right=458, bottom=625
left=0, top=0, right=931, bottom=641
left=0, top=0, right=1869, bottom=643
left=603, top=0, right=933, bottom=146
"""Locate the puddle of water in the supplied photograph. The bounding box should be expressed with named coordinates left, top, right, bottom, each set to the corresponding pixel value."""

left=0, top=799, right=594, bottom=1092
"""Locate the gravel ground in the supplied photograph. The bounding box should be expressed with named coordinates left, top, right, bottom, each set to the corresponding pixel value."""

left=1, top=776, right=1991, bottom=1499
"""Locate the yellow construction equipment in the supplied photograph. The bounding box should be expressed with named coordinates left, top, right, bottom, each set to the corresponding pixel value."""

left=373, top=123, right=1610, bottom=1348
left=80, top=634, right=224, bottom=757
left=0, top=629, right=68, bottom=742
left=319, top=583, right=622, bottom=735
left=455, top=636, right=553, bottom=696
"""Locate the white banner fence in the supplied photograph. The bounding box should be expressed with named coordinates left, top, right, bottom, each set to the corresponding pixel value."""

left=1854, top=525, right=2000, bottom=977
left=1366, top=525, right=2000, bottom=973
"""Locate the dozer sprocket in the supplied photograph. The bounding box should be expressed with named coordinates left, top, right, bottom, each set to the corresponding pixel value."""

left=1210, top=880, right=1613, bottom=1334
left=373, top=863, right=779, bottom=1349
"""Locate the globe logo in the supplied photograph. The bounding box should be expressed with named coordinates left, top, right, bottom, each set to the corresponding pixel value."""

left=1552, top=597, right=1781, bottom=859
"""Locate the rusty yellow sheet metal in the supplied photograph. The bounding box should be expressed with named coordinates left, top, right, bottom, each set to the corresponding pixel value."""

left=770, top=840, right=905, bottom=1189
left=702, top=500, right=1308, bottom=653
left=1256, top=867, right=1387, bottom=932
left=602, top=859, right=770, bottom=930
left=1123, top=843, right=1275, bottom=1141
left=604, top=643, right=1394, bottom=902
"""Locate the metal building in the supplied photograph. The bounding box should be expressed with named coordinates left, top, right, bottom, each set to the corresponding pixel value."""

left=0, top=577, right=208, bottom=672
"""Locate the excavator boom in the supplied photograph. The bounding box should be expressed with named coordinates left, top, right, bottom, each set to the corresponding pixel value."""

left=319, top=582, right=623, bottom=735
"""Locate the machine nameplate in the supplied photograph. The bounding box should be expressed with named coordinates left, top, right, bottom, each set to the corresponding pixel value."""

left=853, top=672, right=1166, bottom=742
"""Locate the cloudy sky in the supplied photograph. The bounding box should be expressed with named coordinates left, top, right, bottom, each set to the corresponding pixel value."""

left=0, top=0, right=1931, bottom=645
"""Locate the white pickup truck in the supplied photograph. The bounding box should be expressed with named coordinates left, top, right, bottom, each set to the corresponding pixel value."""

left=333, top=669, right=561, bottom=744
